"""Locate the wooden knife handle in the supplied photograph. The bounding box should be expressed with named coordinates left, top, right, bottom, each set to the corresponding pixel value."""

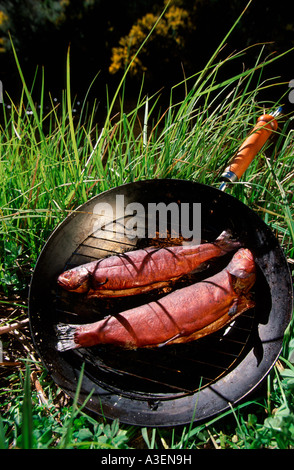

left=223, top=114, right=278, bottom=181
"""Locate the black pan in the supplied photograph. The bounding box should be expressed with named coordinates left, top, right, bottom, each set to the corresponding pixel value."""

left=28, top=112, right=293, bottom=427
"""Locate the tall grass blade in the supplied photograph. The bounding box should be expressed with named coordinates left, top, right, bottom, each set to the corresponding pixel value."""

left=141, top=427, right=157, bottom=449
left=101, top=1, right=170, bottom=137
left=9, top=34, right=47, bottom=149
left=21, top=361, right=34, bottom=449
left=0, top=414, right=8, bottom=449
left=192, top=0, right=253, bottom=91
left=58, top=363, right=94, bottom=449
left=66, top=46, right=80, bottom=169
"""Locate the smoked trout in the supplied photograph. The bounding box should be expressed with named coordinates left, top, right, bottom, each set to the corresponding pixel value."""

left=55, top=248, right=256, bottom=352
left=57, top=229, right=241, bottom=298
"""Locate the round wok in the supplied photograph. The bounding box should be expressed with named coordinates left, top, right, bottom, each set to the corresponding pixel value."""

left=28, top=113, right=293, bottom=427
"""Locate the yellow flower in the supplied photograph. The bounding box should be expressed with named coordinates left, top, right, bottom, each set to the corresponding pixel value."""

left=109, top=5, right=193, bottom=76
left=0, top=10, right=8, bottom=53
left=0, top=10, right=8, bottom=26
left=0, top=37, right=5, bottom=53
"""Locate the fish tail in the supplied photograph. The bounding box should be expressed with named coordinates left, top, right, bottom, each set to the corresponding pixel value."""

left=54, top=323, right=80, bottom=352
left=214, top=229, right=242, bottom=252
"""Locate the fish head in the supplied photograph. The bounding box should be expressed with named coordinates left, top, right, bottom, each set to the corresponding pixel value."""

left=227, top=248, right=256, bottom=292
left=57, top=266, right=90, bottom=293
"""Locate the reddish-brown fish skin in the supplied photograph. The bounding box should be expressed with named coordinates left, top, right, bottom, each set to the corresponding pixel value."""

left=57, top=230, right=241, bottom=297
left=57, top=248, right=256, bottom=351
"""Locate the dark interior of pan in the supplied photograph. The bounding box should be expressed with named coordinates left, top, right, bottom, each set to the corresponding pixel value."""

left=28, top=179, right=293, bottom=427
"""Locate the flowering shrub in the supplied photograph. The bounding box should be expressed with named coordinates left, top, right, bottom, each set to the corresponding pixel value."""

left=109, top=4, right=195, bottom=76
left=0, top=10, right=8, bottom=53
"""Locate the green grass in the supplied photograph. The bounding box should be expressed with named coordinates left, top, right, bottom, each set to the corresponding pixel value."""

left=0, top=26, right=294, bottom=449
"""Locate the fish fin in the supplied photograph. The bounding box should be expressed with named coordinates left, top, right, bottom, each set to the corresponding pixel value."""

left=54, top=323, right=79, bottom=352
left=228, top=299, right=238, bottom=317
left=87, top=280, right=173, bottom=298
left=93, top=277, right=108, bottom=288
left=190, top=261, right=210, bottom=274
left=157, top=332, right=182, bottom=347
